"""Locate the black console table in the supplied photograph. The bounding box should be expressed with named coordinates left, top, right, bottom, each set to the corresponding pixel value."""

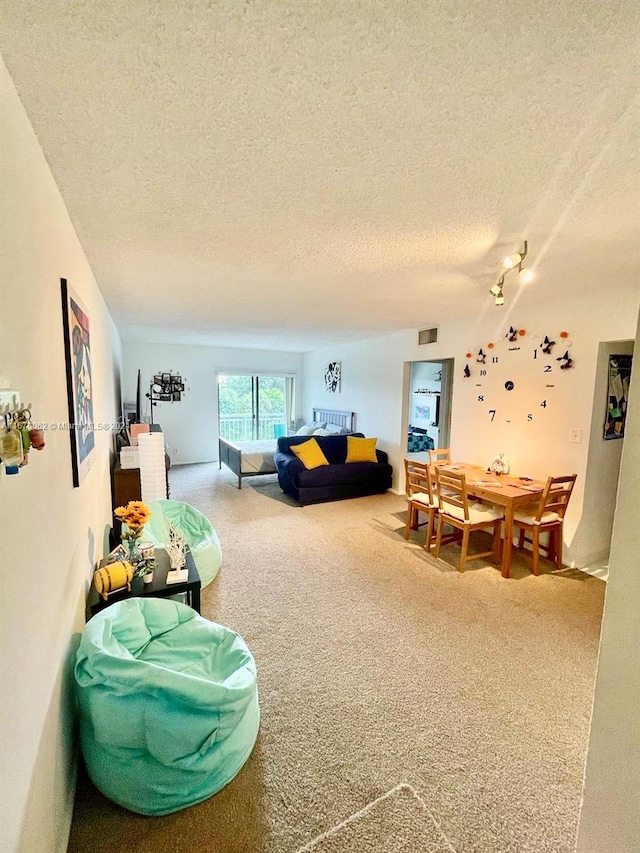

left=86, top=548, right=201, bottom=620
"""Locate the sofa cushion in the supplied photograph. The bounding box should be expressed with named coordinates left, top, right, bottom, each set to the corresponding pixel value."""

left=291, top=438, right=330, bottom=469
left=346, top=436, right=378, bottom=463
left=277, top=433, right=365, bottom=463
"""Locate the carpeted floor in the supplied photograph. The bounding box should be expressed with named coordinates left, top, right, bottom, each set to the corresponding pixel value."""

left=67, top=464, right=605, bottom=853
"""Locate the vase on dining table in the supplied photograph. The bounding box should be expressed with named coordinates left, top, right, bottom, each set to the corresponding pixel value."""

left=490, top=453, right=510, bottom=476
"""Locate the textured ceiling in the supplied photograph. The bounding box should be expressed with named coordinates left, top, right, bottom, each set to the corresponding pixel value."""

left=1, top=1, right=639, bottom=351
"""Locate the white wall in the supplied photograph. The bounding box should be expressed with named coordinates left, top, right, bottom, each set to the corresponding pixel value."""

left=576, top=315, right=640, bottom=852
left=122, top=342, right=304, bottom=464
left=302, top=290, right=640, bottom=568
left=0, top=58, right=122, bottom=853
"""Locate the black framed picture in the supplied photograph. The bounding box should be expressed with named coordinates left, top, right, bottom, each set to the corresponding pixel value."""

left=61, top=278, right=95, bottom=486
left=325, top=361, right=342, bottom=393
left=604, top=354, right=633, bottom=440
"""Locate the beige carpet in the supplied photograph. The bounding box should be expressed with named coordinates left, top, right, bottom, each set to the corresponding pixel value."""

left=67, top=464, right=605, bottom=853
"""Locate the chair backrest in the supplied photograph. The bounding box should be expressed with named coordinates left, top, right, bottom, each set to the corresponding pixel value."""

left=429, top=448, right=451, bottom=466
left=533, top=474, right=577, bottom=521
left=435, top=467, right=470, bottom=520
left=404, top=458, right=434, bottom=501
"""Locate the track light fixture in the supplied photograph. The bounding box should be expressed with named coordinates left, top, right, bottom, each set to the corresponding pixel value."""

left=489, top=276, right=505, bottom=298
left=489, top=240, right=534, bottom=306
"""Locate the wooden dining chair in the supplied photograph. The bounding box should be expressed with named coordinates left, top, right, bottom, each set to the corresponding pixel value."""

left=403, top=458, right=439, bottom=550
left=513, top=474, right=577, bottom=574
left=428, top=448, right=451, bottom=466
left=434, top=467, right=504, bottom=571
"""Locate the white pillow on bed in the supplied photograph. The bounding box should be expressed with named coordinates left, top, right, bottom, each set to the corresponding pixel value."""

left=323, top=423, right=348, bottom=435
left=313, top=428, right=332, bottom=435
left=295, top=425, right=316, bottom=436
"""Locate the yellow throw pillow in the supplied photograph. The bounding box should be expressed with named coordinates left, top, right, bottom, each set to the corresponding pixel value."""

left=291, top=438, right=330, bottom=469
left=346, top=436, right=378, bottom=463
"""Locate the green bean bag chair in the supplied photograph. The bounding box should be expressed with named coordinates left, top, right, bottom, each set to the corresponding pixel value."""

left=144, top=499, right=222, bottom=588
left=75, top=598, right=260, bottom=815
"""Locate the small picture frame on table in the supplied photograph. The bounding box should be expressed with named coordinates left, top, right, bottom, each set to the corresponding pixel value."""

left=106, top=544, right=128, bottom=563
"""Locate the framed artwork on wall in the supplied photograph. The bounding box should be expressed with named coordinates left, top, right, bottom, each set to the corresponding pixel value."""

left=604, top=354, right=632, bottom=440
left=325, top=361, right=341, bottom=393
left=61, top=278, right=95, bottom=486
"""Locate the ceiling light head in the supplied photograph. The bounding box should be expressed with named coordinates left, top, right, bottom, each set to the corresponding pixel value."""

left=489, top=282, right=503, bottom=297
left=503, top=240, right=528, bottom=270
left=494, top=294, right=505, bottom=306
left=519, top=268, right=534, bottom=284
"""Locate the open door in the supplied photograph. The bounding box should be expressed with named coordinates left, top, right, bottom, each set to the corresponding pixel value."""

left=404, top=358, right=454, bottom=459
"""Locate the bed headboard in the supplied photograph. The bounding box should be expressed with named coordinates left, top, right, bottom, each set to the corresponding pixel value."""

left=312, top=408, right=356, bottom=432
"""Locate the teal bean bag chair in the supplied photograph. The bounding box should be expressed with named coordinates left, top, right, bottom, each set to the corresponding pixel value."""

left=75, top=598, right=260, bottom=815
left=143, top=499, right=222, bottom=588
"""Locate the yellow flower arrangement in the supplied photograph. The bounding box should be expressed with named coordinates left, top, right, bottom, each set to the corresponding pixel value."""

left=114, top=500, right=152, bottom=542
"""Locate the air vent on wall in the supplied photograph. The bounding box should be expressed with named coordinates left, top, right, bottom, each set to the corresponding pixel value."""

left=418, top=327, right=438, bottom=345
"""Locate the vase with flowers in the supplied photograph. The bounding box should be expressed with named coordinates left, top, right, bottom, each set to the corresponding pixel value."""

left=114, top=500, right=152, bottom=569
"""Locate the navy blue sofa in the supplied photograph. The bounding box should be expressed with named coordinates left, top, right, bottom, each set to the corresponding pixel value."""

left=274, top=433, right=393, bottom=506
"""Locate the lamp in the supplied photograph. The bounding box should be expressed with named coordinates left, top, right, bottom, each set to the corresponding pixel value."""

left=489, top=277, right=504, bottom=297
left=489, top=241, right=533, bottom=306
left=503, top=242, right=527, bottom=269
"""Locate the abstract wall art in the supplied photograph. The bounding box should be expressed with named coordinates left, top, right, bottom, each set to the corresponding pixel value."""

left=325, top=361, right=341, bottom=393
left=61, top=278, right=95, bottom=486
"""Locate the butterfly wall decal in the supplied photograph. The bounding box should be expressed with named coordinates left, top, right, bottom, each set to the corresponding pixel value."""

left=541, top=335, right=556, bottom=355
left=556, top=351, right=574, bottom=369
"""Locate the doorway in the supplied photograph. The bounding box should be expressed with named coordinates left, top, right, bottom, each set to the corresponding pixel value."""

left=404, top=359, right=454, bottom=459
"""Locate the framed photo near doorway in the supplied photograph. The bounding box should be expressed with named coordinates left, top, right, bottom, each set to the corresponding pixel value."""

left=604, top=354, right=632, bottom=440
left=61, top=278, right=95, bottom=486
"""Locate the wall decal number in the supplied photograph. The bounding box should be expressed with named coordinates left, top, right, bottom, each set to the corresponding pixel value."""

left=478, top=395, right=484, bottom=402
left=480, top=369, right=487, bottom=376
left=527, top=414, right=533, bottom=421
left=543, top=365, right=552, bottom=373
left=492, top=357, right=499, bottom=363
left=540, top=400, right=547, bottom=408
left=489, top=409, right=496, bottom=421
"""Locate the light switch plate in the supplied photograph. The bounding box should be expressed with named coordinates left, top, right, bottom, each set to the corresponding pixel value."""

left=570, top=428, right=582, bottom=444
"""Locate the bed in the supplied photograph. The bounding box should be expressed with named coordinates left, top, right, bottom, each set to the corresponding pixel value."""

left=218, top=408, right=356, bottom=489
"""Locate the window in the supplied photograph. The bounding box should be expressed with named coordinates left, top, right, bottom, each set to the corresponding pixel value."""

left=217, top=374, right=295, bottom=441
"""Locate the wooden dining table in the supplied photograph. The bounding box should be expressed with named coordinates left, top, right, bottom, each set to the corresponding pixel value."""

left=433, top=463, right=546, bottom=578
